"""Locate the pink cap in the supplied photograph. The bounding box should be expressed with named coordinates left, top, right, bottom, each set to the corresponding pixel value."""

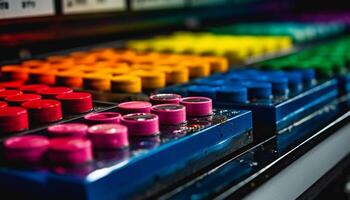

left=47, top=123, right=88, bottom=137
left=37, top=87, right=73, bottom=99
left=117, top=101, right=152, bottom=115
left=0, top=106, right=28, bottom=133
left=180, top=97, right=213, bottom=117
left=150, top=94, right=182, bottom=105
left=4, top=135, right=49, bottom=164
left=5, top=94, right=41, bottom=106
left=0, top=90, right=23, bottom=100
left=48, top=137, right=93, bottom=165
left=121, top=113, right=159, bottom=136
left=20, top=84, right=50, bottom=94
left=56, top=92, right=93, bottom=114
left=151, top=104, right=186, bottom=125
left=84, top=112, right=121, bottom=125
left=88, top=124, right=129, bottom=149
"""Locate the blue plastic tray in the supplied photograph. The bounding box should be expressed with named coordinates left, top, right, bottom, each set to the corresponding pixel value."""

left=0, top=109, right=252, bottom=200
left=160, top=69, right=338, bottom=139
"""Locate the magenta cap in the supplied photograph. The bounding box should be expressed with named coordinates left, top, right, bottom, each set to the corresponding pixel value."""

left=48, top=137, right=93, bottom=165
left=117, top=101, right=152, bottom=115
left=84, top=112, right=121, bottom=125
left=180, top=97, right=213, bottom=117
left=151, top=104, right=186, bottom=125
left=47, top=123, right=88, bottom=137
left=121, top=113, right=159, bottom=136
left=150, top=94, right=181, bottom=105
left=88, top=124, right=129, bottom=149
left=4, top=135, right=49, bottom=164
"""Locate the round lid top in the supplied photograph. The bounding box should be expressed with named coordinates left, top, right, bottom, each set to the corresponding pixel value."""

left=4, top=135, right=49, bottom=149
left=56, top=92, right=91, bottom=100
left=22, top=99, right=61, bottom=109
left=88, top=124, right=127, bottom=135
left=0, top=106, right=27, bottom=117
left=118, top=101, right=152, bottom=109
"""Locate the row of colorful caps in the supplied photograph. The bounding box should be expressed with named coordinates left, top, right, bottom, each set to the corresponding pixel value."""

left=1, top=49, right=228, bottom=93
left=260, top=36, right=350, bottom=77
left=210, top=22, right=346, bottom=43
left=0, top=85, right=93, bottom=134
left=161, top=69, right=316, bottom=101
left=2, top=95, right=213, bottom=166
left=127, top=32, right=293, bottom=64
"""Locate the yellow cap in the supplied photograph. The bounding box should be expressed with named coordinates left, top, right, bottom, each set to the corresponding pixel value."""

left=111, top=75, right=142, bottom=93
left=83, top=73, right=112, bottom=91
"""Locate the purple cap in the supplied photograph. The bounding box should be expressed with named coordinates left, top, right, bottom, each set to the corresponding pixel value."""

left=180, top=97, right=213, bottom=117
left=117, top=101, right=152, bottom=115
left=47, top=123, right=88, bottom=137
left=151, top=104, right=186, bottom=125
left=4, top=135, right=49, bottom=164
left=48, top=137, right=93, bottom=165
left=150, top=94, right=182, bottom=105
left=84, top=112, right=121, bottom=125
left=88, top=124, right=129, bottom=149
left=121, top=113, right=159, bottom=136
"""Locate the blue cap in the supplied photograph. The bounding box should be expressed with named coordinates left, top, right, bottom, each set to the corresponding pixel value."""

left=289, top=69, right=316, bottom=87
left=187, top=85, right=217, bottom=99
left=216, top=86, right=248, bottom=103
left=283, top=71, right=303, bottom=92
left=235, top=81, right=272, bottom=99
left=193, top=78, right=226, bottom=86
left=265, top=75, right=289, bottom=95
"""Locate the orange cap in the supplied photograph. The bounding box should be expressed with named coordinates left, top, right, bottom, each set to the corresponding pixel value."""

left=22, top=60, right=47, bottom=69
left=83, top=73, right=112, bottom=91
left=180, top=60, right=210, bottom=79
left=29, top=67, right=57, bottom=85
left=1, top=65, right=29, bottom=81
left=131, top=70, right=166, bottom=90
left=111, top=75, right=142, bottom=93
left=56, top=70, right=84, bottom=88
left=157, top=66, right=189, bottom=84
left=202, top=56, right=229, bottom=73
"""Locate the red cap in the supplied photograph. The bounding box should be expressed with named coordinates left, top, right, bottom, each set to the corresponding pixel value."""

left=180, top=97, right=213, bottom=117
left=0, top=90, right=23, bottom=100
left=22, top=99, right=62, bottom=123
left=150, top=94, right=182, bottom=105
left=4, top=135, right=49, bottom=163
left=121, top=113, right=159, bottom=136
left=84, top=112, right=121, bottom=125
left=88, top=124, right=129, bottom=149
left=5, top=94, right=41, bottom=106
left=0, top=101, right=8, bottom=108
left=56, top=92, right=93, bottom=114
left=117, top=101, right=152, bottom=115
left=19, top=84, right=50, bottom=94
left=0, top=106, right=28, bottom=133
left=37, top=87, right=73, bottom=99
left=0, top=81, right=24, bottom=89
left=48, top=137, right=93, bottom=165
left=48, top=123, right=88, bottom=137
